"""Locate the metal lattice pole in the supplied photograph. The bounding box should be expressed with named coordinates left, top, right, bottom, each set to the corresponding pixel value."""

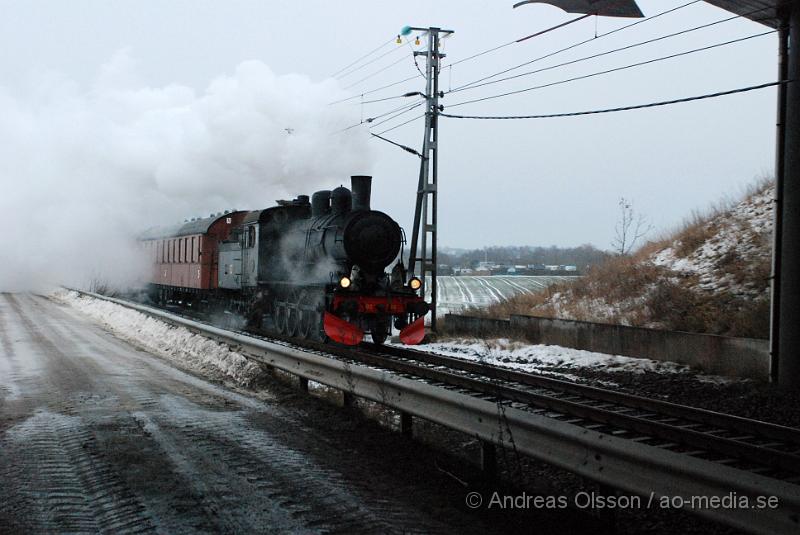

left=408, top=26, right=453, bottom=332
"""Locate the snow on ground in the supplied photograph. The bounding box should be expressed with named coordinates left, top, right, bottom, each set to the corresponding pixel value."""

left=409, top=338, right=736, bottom=384
left=52, top=290, right=264, bottom=387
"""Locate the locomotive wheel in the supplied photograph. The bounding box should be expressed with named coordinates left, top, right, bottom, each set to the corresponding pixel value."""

left=296, top=291, right=312, bottom=339
left=285, top=291, right=300, bottom=337
left=295, top=290, right=323, bottom=341
left=274, top=300, right=288, bottom=334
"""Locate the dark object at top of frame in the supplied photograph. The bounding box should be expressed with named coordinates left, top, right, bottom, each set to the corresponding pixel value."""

left=514, top=1, right=785, bottom=28
left=704, top=1, right=785, bottom=28
left=512, top=0, right=644, bottom=18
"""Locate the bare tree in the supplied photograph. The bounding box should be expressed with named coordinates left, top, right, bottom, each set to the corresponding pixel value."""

left=612, top=197, right=653, bottom=256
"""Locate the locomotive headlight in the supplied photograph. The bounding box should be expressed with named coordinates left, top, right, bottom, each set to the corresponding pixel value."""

left=409, top=277, right=422, bottom=290
left=339, top=276, right=352, bottom=289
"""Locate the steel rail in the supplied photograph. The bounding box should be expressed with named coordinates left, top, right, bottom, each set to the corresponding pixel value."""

left=325, top=344, right=800, bottom=475
left=65, top=291, right=800, bottom=535
left=367, top=343, right=800, bottom=447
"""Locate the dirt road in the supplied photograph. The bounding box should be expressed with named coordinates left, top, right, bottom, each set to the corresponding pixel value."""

left=0, top=293, right=481, bottom=533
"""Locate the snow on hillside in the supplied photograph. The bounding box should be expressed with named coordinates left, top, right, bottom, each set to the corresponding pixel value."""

left=651, top=186, right=773, bottom=298
left=488, top=183, right=774, bottom=338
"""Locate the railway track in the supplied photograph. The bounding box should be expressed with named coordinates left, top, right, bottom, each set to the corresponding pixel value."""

left=345, top=343, right=800, bottom=480
left=226, top=327, right=800, bottom=482
left=106, top=294, right=800, bottom=481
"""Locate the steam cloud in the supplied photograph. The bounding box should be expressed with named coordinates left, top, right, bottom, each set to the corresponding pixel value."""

left=0, top=51, right=370, bottom=291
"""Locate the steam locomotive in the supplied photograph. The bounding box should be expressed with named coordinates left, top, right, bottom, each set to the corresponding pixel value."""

left=140, top=176, right=429, bottom=345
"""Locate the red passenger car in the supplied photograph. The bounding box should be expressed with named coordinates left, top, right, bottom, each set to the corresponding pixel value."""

left=141, top=211, right=247, bottom=297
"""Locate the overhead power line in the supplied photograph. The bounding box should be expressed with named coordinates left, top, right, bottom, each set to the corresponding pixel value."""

left=440, top=81, right=782, bottom=120
left=334, top=100, right=423, bottom=134
left=329, top=1, right=699, bottom=107
left=445, top=30, right=776, bottom=110
left=372, top=113, right=425, bottom=136
left=336, top=41, right=410, bottom=80
left=328, top=74, right=420, bottom=105
left=443, top=12, right=593, bottom=71
left=361, top=91, right=423, bottom=105
left=447, top=10, right=771, bottom=96
left=345, top=0, right=707, bottom=109
left=451, top=0, right=703, bottom=93
left=342, top=53, right=414, bottom=90
left=330, top=38, right=395, bottom=78
left=366, top=101, right=425, bottom=130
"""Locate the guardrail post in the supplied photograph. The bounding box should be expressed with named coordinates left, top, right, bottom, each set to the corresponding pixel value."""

left=342, top=391, right=356, bottom=408
left=481, top=440, right=497, bottom=477
left=400, top=412, right=413, bottom=437
left=298, top=376, right=309, bottom=393
left=593, top=483, right=618, bottom=532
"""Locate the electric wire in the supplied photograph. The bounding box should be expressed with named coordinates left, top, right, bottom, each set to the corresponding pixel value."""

left=342, top=53, right=415, bottom=90
left=447, top=9, right=772, bottom=96
left=336, top=42, right=411, bottom=81
left=330, top=37, right=395, bottom=78
left=440, top=81, right=782, bottom=120
left=342, top=0, right=708, bottom=109
left=361, top=90, right=425, bottom=105
left=445, top=30, right=775, bottom=110
left=334, top=100, right=424, bottom=134
left=451, top=0, right=703, bottom=93
left=372, top=113, right=425, bottom=136
left=328, top=74, right=420, bottom=105
left=366, top=102, right=425, bottom=130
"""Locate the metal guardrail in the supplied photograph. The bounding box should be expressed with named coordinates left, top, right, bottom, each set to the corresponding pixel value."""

left=69, top=290, right=800, bottom=535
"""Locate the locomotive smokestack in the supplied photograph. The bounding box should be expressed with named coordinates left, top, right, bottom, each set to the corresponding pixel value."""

left=311, top=190, right=331, bottom=217
left=351, top=175, right=372, bottom=212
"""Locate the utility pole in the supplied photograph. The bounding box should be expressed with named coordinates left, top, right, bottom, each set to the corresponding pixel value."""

left=407, top=26, right=453, bottom=332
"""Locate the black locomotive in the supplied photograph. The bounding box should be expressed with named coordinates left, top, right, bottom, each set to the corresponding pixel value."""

left=142, top=175, right=429, bottom=345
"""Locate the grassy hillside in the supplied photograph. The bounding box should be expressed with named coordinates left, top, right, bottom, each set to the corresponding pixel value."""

left=478, top=181, right=774, bottom=339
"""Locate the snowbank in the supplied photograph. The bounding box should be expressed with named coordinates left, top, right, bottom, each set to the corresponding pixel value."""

left=52, top=290, right=264, bottom=387
left=410, top=338, right=734, bottom=384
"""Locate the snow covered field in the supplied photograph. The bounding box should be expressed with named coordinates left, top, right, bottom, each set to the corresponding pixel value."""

left=426, top=275, right=577, bottom=315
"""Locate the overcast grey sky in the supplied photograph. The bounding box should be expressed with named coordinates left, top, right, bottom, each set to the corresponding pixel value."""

left=0, top=0, right=777, bottom=252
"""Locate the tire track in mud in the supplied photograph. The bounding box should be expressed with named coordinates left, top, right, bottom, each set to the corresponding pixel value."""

left=0, top=294, right=21, bottom=406
left=2, top=295, right=473, bottom=533
left=0, top=295, right=157, bottom=534
left=0, top=294, right=15, bottom=358
left=135, top=397, right=448, bottom=534
left=0, top=410, right=155, bottom=534
left=5, top=293, right=98, bottom=406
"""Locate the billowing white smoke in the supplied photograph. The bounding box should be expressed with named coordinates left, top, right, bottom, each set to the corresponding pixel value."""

left=0, top=51, right=370, bottom=292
